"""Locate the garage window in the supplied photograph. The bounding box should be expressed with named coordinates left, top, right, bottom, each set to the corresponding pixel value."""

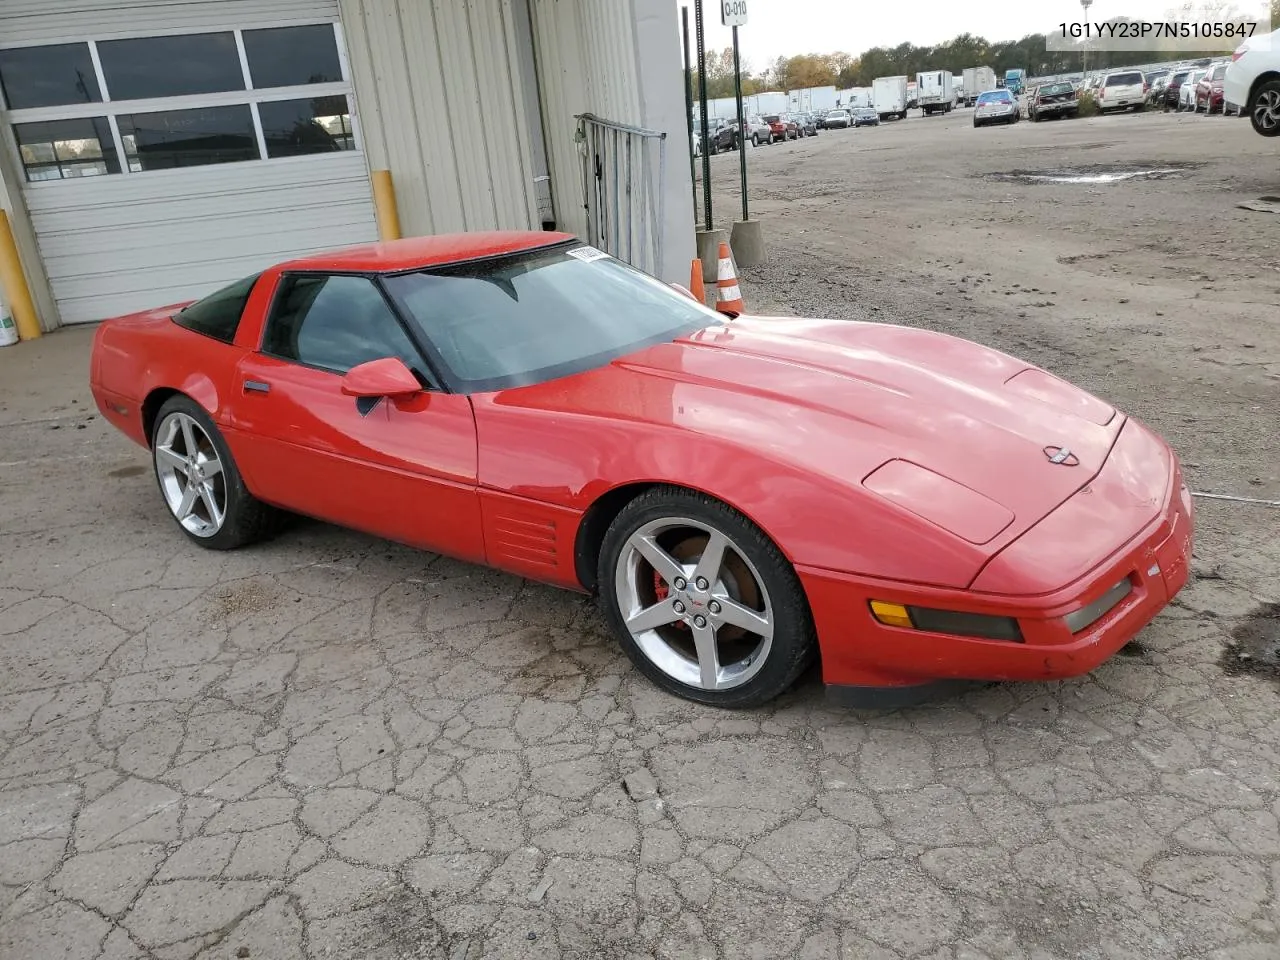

left=243, top=25, right=343, bottom=88
left=0, top=43, right=102, bottom=109
left=14, top=118, right=120, bottom=180
left=97, top=33, right=244, bottom=100
left=119, top=106, right=259, bottom=171
left=258, top=96, right=353, bottom=157
left=2, top=22, right=358, bottom=182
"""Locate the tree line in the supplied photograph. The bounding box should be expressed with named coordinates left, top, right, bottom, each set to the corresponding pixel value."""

left=690, top=1, right=1278, bottom=97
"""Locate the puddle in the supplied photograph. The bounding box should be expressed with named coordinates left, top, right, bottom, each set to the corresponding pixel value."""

left=1219, top=602, right=1280, bottom=684
left=108, top=465, right=146, bottom=478
left=982, top=162, right=1200, bottom=185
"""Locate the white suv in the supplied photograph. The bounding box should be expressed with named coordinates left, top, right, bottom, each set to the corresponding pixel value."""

left=1097, top=70, right=1147, bottom=112
left=1224, top=27, right=1280, bottom=136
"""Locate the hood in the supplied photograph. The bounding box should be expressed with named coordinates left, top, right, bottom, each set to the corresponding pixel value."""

left=493, top=316, right=1123, bottom=550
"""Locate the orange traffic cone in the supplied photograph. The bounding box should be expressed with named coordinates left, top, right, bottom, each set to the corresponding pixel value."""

left=714, top=242, right=744, bottom=316
left=688, top=258, right=706, bottom=304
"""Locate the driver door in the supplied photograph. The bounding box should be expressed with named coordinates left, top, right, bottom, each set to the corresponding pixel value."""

left=227, top=272, right=483, bottom=561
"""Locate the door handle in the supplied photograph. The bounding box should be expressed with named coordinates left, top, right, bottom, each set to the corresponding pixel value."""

left=243, top=380, right=271, bottom=394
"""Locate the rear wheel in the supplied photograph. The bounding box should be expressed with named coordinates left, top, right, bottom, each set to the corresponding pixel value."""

left=1250, top=79, right=1280, bottom=136
left=151, top=396, right=281, bottom=550
left=597, top=487, right=817, bottom=708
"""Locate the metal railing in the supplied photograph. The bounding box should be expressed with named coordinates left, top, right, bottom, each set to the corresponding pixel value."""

left=574, top=113, right=666, bottom=277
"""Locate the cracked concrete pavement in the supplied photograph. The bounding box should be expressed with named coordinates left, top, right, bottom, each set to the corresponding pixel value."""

left=4, top=112, right=1280, bottom=959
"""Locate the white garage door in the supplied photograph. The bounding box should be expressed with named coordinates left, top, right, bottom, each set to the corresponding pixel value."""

left=0, top=0, right=379, bottom=324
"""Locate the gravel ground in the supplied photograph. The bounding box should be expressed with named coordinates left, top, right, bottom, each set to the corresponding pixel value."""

left=2, top=106, right=1279, bottom=960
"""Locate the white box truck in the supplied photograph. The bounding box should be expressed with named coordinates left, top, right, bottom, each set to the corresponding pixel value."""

left=962, top=66, right=997, bottom=106
left=917, top=70, right=955, bottom=115
left=873, top=75, right=909, bottom=120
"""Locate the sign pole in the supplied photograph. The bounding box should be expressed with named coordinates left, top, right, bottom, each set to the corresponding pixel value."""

left=694, top=0, right=712, bottom=231
left=732, top=24, right=747, bottom=223
left=681, top=7, right=698, bottom=221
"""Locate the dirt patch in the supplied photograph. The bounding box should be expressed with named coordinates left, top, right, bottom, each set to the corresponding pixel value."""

left=1220, top=603, right=1280, bottom=684
left=108, top=465, right=147, bottom=478
left=205, top=579, right=282, bottom=619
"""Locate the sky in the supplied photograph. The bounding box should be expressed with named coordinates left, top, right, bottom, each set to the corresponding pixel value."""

left=681, top=0, right=1266, bottom=66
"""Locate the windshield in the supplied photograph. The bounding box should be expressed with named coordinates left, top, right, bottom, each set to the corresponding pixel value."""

left=380, top=243, right=721, bottom=392
left=977, top=91, right=1010, bottom=104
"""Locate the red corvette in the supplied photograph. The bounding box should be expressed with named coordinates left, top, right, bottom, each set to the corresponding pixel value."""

left=91, top=232, right=1193, bottom=708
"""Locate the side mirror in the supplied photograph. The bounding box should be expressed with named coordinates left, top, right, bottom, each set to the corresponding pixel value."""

left=341, top=357, right=423, bottom=398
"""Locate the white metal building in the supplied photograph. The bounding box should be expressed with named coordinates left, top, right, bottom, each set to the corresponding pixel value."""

left=0, top=0, right=695, bottom=330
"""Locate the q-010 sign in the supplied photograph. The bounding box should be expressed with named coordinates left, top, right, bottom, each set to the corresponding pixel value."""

left=721, top=0, right=748, bottom=27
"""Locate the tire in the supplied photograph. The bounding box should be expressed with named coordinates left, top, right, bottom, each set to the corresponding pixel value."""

left=597, top=486, right=817, bottom=708
left=1249, top=79, right=1280, bottom=136
left=150, top=395, right=282, bottom=550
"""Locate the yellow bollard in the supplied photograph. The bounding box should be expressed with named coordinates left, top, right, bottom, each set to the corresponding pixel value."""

left=0, top=211, right=41, bottom=341
left=370, top=170, right=402, bottom=242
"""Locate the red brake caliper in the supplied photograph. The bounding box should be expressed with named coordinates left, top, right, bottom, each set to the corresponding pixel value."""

left=653, top=570, right=690, bottom=630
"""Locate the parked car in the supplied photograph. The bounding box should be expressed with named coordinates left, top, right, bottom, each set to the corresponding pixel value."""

left=1160, top=70, right=1191, bottom=109
left=973, top=89, right=1020, bottom=126
left=761, top=115, right=795, bottom=142
left=1177, top=69, right=1207, bottom=110
left=1028, top=81, right=1078, bottom=120
left=1097, top=70, right=1146, bottom=112
left=1225, top=26, right=1280, bottom=135
left=823, top=109, right=852, bottom=129
left=794, top=113, right=819, bottom=136
left=89, top=231, right=1193, bottom=708
left=710, top=119, right=738, bottom=153
left=852, top=107, right=880, bottom=127
left=1195, top=61, right=1230, bottom=113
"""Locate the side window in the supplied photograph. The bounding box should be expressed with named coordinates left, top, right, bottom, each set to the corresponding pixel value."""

left=174, top=273, right=260, bottom=343
left=262, top=274, right=424, bottom=376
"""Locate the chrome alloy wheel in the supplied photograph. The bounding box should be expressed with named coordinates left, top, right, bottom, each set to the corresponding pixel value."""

left=154, top=412, right=226, bottom=537
left=1254, top=88, right=1280, bottom=134
left=614, top=517, right=774, bottom=691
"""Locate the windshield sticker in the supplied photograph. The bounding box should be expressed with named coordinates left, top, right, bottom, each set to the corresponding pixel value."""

left=566, top=245, right=611, bottom=263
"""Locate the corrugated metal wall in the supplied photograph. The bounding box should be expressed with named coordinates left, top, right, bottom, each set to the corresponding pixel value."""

left=0, top=0, right=338, bottom=43
left=529, top=0, right=643, bottom=243
left=339, top=0, right=540, bottom=236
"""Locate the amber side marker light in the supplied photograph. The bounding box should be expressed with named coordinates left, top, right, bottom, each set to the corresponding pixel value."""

left=869, top=600, right=1023, bottom=642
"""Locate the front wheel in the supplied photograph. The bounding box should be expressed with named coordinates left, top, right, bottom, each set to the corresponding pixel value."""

left=1250, top=79, right=1280, bottom=136
left=151, top=396, right=282, bottom=550
left=597, top=487, right=817, bottom=708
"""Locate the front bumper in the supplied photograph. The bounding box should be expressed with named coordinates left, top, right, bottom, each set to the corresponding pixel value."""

left=801, top=434, right=1193, bottom=696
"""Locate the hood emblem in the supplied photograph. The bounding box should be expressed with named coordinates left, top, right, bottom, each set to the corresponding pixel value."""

left=1044, top=445, right=1080, bottom=466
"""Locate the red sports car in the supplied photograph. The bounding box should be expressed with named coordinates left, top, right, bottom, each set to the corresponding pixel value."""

left=91, top=232, right=1193, bottom=708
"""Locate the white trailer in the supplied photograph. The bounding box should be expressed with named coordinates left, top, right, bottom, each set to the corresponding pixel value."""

left=873, top=75, right=909, bottom=120
left=753, top=90, right=788, bottom=115
left=836, top=87, right=872, bottom=109
left=961, top=66, right=997, bottom=106
left=917, top=70, right=955, bottom=115
left=807, top=85, right=838, bottom=113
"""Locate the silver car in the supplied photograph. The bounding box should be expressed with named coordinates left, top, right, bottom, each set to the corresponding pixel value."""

left=973, top=89, right=1020, bottom=127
